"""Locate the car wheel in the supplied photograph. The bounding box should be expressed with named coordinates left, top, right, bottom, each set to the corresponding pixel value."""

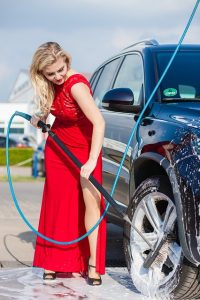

left=123, top=176, right=200, bottom=299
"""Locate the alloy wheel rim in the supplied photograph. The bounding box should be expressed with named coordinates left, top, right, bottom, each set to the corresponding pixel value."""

left=130, top=192, right=182, bottom=296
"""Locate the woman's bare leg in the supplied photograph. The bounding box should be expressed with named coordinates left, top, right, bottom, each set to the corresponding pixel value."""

left=81, top=177, right=101, bottom=280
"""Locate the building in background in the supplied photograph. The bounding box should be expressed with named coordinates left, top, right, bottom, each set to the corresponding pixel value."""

left=8, top=70, right=33, bottom=104
left=0, top=70, right=40, bottom=144
left=0, top=70, right=91, bottom=145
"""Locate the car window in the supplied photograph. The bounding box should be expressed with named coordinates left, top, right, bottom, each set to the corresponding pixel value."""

left=93, top=58, right=121, bottom=107
left=89, top=71, right=97, bottom=87
left=90, top=68, right=103, bottom=94
left=156, top=51, right=200, bottom=101
left=113, top=54, right=144, bottom=106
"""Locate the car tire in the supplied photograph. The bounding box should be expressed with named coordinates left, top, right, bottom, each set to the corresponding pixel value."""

left=123, top=176, right=200, bottom=299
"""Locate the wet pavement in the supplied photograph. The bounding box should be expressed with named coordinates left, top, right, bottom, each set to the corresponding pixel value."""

left=0, top=267, right=152, bottom=300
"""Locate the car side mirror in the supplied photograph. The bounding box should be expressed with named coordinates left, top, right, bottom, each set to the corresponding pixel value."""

left=102, top=88, right=139, bottom=112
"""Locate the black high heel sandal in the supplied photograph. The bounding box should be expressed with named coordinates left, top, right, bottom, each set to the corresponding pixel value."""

left=87, top=264, right=102, bottom=286
left=43, top=272, right=56, bottom=280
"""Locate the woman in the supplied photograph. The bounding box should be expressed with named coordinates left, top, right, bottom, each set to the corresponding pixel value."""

left=30, top=42, right=106, bottom=285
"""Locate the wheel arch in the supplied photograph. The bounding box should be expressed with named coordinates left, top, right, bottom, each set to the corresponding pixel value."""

left=131, top=152, right=198, bottom=266
left=133, top=153, right=171, bottom=193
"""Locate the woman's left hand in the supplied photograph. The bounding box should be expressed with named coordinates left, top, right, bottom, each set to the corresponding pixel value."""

left=80, top=158, right=97, bottom=179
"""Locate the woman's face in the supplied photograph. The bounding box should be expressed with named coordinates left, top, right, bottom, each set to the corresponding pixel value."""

left=42, top=56, right=68, bottom=85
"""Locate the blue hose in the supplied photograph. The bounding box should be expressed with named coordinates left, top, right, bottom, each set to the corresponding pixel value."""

left=6, top=0, right=200, bottom=245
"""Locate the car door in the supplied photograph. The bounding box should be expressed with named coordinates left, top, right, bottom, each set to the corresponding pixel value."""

left=92, top=53, right=145, bottom=221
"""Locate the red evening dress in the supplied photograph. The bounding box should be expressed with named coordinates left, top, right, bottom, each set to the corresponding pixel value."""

left=33, top=74, right=106, bottom=274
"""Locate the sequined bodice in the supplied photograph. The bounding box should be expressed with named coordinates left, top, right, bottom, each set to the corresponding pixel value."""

left=50, top=74, right=92, bottom=123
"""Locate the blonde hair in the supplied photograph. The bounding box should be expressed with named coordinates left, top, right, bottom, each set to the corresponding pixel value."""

left=30, top=42, right=71, bottom=116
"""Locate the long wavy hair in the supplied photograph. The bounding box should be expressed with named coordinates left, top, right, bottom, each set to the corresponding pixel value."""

left=30, top=42, right=71, bottom=116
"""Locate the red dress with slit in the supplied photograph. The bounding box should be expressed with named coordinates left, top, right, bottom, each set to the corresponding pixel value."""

left=33, top=74, right=106, bottom=274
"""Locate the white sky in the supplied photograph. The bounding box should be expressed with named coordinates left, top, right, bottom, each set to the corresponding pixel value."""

left=0, top=0, right=199, bottom=101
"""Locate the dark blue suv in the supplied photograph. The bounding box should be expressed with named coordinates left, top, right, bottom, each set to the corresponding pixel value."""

left=89, top=40, right=200, bottom=299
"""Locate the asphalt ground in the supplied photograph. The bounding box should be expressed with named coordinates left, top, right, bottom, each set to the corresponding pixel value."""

left=0, top=166, right=32, bottom=177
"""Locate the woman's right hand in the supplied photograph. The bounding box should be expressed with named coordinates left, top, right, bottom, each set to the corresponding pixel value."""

left=30, top=114, right=41, bottom=128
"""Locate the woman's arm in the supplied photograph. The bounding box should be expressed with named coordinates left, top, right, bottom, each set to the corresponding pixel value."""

left=71, top=82, right=105, bottom=179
